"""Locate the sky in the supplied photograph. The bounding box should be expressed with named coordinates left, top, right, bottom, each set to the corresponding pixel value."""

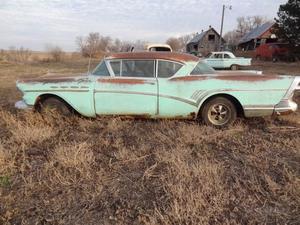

left=0, top=0, right=287, bottom=51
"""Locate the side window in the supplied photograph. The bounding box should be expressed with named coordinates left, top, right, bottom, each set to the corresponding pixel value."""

left=92, top=61, right=110, bottom=76
left=190, top=62, right=215, bottom=75
left=110, top=61, right=121, bottom=76
left=212, top=54, right=222, bottom=59
left=122, top=60, right=154, bottom=78
left=157, top=61, right=183, bottom=78
left=224, top=54, right=230, bottom=59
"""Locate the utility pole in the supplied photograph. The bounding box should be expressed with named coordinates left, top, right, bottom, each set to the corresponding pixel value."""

left=219, top=5, right=232, bottom=51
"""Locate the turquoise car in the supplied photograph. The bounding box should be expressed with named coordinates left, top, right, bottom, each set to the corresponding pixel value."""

left=15, top=52, right=300, bottom=127
left=204, top=51, right=252, bottom=70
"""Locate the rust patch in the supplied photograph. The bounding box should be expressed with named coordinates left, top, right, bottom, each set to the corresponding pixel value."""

left=215, top=74, right=283, bottom=82
left=189, top=112, right=196, bottom=118
left=19, top=77, right=76, bottom=84
left=170, top=76, right=209, bottom=82
left=277, top=110, right=294, bottom=116
left=98, top=78, right=147, bottom=84
left=127, top=114, right=152, bottom=119
left=107, top=52, right=199, bottom=63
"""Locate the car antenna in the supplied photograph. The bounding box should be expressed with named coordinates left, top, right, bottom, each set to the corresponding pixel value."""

left=88, top=48, right=93, bottom=74
left=87, top=52, right=92, bottom=75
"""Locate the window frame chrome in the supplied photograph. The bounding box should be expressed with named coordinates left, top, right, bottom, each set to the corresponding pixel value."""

left=107, top=59, right=156, bottom=78
left=156, top=59, right=184, bottom=79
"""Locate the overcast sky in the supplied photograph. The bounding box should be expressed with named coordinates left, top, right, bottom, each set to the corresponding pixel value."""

left=0, top=0, right=286, bottom=51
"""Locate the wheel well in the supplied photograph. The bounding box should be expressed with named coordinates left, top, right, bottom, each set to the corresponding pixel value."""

left=34, top=94, right=74, bottom=112
left=230, top=64, right=239, bottom=68
left=199, top=94, right=244, bottom=117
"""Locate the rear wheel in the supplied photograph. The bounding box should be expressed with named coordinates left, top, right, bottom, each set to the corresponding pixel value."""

left=201, top=97, right=237, bottom=128
left=40, top=97, right=72, bottom=116
left=230, top=64, right=239, bottom=70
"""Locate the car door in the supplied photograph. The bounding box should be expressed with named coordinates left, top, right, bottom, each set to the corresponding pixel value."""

left=206, top=53, right=223, bottom=68
left=223, top=53, right=231, bottom=68
left=93, top=59, right=158, bottom=116
left=156, top=60, right=200, bottom=118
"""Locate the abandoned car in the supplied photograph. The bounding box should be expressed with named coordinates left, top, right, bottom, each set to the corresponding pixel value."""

left=15, top=52, right=300, bottom=127
left=204, top=51, right=252, bottom=70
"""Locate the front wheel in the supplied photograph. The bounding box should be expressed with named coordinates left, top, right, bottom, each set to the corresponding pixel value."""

left=40, top=97, right=72, bottom=116
left=201, top=97, right=237, bottom=128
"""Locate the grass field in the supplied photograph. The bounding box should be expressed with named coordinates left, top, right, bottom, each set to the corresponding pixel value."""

left=0, top=58, right=300, bottom=224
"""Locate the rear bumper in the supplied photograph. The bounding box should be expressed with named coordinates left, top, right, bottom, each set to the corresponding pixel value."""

left=15, top=100, right=33, bottom=110
left=274, top=99, right=298, bottom=115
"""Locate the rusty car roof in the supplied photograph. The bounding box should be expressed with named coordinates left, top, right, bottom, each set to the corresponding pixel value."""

left=106, top=52, right=199, bottom=63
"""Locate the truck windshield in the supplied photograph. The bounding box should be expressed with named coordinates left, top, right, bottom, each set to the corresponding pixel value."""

left=190, top=62, right=216, bottom=75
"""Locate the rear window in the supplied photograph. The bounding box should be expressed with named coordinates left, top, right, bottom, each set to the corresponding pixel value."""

left=190, top=62, right=215, bottom=75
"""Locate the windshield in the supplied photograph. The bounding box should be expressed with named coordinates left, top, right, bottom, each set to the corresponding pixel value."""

left=92, top=60, right=110, bottom=76
left=206, top=53, right=212, bottom=58
left=190, top=61, right=216, bottom=75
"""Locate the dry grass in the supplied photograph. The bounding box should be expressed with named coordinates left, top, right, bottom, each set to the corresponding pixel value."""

left=0, top=59, right=299, bottom=224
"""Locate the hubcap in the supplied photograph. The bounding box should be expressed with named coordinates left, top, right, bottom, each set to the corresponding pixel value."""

left=208, top=104, right=231, bottom=126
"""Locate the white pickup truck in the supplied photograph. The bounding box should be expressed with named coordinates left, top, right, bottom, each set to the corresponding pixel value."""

left=204, top=51, right=252, bottom=70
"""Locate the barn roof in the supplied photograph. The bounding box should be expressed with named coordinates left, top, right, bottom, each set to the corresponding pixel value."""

left=187, top=27, right=225, bottom=45
left=239, top=22, right=275, bottom=44
left=188, top=31, right=207, bottom=44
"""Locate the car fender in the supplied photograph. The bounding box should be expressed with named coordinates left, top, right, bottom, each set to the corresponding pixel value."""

left=35, top=92, right=96, bottom=117
left=195, top=90, right=243, bottom=117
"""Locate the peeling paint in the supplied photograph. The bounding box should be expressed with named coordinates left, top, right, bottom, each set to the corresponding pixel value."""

left=19, top=77, right=77, bottom=84
left=215, top=74, right=283, bottom=82
left=170, top=76, right=209, bottom=82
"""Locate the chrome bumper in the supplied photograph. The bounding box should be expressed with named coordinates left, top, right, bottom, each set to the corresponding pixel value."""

left=274, top=99, right=298, bottom=115
left=15, top=100, right=33, bottom=110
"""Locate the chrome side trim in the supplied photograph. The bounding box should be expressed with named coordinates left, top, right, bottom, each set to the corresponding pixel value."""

left=24, top=89, right=89, bottom=93
left=274, top=99, right=298, bottom=114
left=94, top=90, right=156, bottom=97
left=283, top=77, right=300, bottom=99
left=243, top=105, right=274, bottom=117
left=159, top=94, right=197, bottom=106
left=94, top=90, right=197, bottom=106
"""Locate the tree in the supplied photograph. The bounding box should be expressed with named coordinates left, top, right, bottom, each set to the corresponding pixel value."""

left=275, top=0, right=300, bottom=44
left=76, top=33, right=112, bottom=57
left=109, top=38, right=122, bottom=52
left=165, top=33, right=196, bottom=52
left=6, top=46, right=32, bottom=63
left=222, top=16, right=272, bottom=47
left=166, top=37, right=181, bottom=51
left=223, top=31, right=240, bottom=46
left=236, top=16, right=270, bottom=38
left=46, top=44, right=65, bottom=62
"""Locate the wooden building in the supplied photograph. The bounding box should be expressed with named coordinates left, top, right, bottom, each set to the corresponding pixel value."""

left=238, top=22, right=277, bottom=50
left=186, top=26, right=225, bottom=56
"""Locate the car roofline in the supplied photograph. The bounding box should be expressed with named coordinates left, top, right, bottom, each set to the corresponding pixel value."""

left=105, top=52, right=200, bottom=64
